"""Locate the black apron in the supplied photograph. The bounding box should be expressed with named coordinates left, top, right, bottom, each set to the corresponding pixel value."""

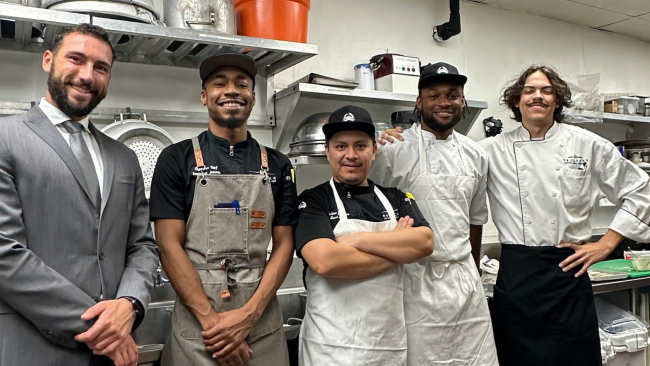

left=491, top=244, right=602, bottom=366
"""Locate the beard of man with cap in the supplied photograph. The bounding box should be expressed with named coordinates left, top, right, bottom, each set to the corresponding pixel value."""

left=415, top=63, right=468, bottom=139
left=201, top=64, right=256, bottom=133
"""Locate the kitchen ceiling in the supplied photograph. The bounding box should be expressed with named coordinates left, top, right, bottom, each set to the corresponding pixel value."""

left=467, top=0, right=650, bottom=42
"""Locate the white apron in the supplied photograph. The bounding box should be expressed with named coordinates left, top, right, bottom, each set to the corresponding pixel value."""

left=404, top=129, right=498, bottom=366
left=299, top=179, right=406, bottom=366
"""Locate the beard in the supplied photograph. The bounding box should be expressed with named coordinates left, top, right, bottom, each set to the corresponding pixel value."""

left=215, top=116, right=245, bottom=129
left=47, top=62, right=105, bottom=119
left=421, top=108, right=463, bottom=132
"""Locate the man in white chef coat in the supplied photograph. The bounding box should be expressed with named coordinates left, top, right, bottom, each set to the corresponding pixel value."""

left=480, top=65, right=650, bottom=366
left=371, top=62, right=499, bottom=366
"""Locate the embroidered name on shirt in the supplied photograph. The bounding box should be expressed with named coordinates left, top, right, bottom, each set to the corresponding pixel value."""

left=382, top=209, right=400, bottom=220
left=563, top=155, right=589, bottom=170
left=193, top=165, right=220, bottom=176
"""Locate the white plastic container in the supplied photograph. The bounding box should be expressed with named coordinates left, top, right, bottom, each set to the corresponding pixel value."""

left=613, top=97, right=640, bottom=115
left=630, top=250, right=650, bottom=271
left=354, top=64, right=374, bottom=90
left=596, top=299, right=649, bottom=366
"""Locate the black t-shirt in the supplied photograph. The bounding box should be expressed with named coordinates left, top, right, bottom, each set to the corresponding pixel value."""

left=149, top=130, right=298, bottom=227
left=294, top=179, right=430, bottom=261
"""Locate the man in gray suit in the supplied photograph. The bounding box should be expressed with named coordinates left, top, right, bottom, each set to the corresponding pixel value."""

left=0, top=24, right=159, bottom=366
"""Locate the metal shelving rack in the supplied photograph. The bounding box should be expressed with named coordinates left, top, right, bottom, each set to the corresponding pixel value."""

left=0, top=3, right=318, bottom=75
left=602, top=113, right=650, bottom=125
left=273, top=83, right=488, bottom=153
left=0, top=3, right=319, bottom=127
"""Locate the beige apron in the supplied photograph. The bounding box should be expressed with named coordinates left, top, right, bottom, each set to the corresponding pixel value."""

left=404, top=129, right=498, bottom=366
left=299, top=178, right=406, bottom=366
left=161, top=137, right=288, bottom=366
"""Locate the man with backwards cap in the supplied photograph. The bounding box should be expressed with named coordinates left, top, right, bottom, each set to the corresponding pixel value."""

left=149, top=48, right=297, bottom=366
left=374, top=63, right=499, bottom=365
left=295, top=105, right=434, bottom=365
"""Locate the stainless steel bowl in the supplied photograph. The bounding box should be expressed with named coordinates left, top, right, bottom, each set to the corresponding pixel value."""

left=288, top=140, right=326, bottom=157
left=289, top=113, right=330, bottom=157
left=291, top=112, right=330, bottom=143
left=101, top=115, right=175, bottom=199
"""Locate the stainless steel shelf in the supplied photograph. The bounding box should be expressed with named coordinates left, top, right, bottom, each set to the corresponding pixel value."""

left=0, top=101, right=275, bottom=127
left=0, top=3, right=318, bottom=76
left=602, top=113, right=650, bottom=125
left=274, top=83, right=489, bottom=109
left=273, top=83, right=488, bottom=153
left=592, top=276, right=650, bottom=294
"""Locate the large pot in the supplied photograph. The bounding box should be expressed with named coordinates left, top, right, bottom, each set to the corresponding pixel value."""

left=43, top=0, right=160, bottom=24
left=101, top=114, right=174, bottom=199
left=1, top=0, right=43, bottom=40
left=163, top=0, right=235, bottom=33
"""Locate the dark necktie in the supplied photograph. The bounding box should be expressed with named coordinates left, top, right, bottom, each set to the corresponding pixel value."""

left=61, top=121, right=102, bottom=211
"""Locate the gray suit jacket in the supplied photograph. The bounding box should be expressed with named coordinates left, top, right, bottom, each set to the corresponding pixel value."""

left=0, top=106, right=159, bottom=365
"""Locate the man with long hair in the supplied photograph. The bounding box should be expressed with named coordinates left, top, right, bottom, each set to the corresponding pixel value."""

left=481, top=65, right=650, bottom=366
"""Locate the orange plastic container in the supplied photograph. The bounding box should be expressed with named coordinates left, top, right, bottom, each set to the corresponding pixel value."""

left=233, top=0, right=310, bottom=43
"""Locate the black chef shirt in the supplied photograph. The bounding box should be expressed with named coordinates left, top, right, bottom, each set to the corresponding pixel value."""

left=295, top=179, right=430, bottom=261
left=149, top=129, right=297, bottom=227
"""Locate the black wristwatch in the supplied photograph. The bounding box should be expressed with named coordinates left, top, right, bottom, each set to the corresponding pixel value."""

left=122, top=296, right=145, bottom=330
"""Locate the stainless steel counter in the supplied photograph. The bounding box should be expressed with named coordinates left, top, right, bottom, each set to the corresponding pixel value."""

left=138, top=344, right=163, bottom=365
left=592, top=276, right=650, bottom=294
left=483, top=273, right=650, bottom=298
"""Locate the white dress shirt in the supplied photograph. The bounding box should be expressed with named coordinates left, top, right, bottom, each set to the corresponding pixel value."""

left=39, top=98, right=104, bottom=196
left=479, top=122, right=650, bottom=246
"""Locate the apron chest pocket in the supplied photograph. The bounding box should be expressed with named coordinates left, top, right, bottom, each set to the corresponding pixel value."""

left=430, top=176, right=474, bottom=201
left=208, top=207, right=249, bottom=256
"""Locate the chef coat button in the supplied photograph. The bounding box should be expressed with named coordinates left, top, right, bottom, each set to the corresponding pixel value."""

left=526, top=220, right=532, bottom=224
left=519, top=166, right=526, bottom=171
left=560, top=144, right=564, bottom=147
left=552, top=192, right=558, bottom=197
left=551, top=220, right=556, bottom=224
left=556, top=167, right=561, bottom=171
left=98, top=252, right=105, bottom=260
left=522, top=192, right=528, bottom=197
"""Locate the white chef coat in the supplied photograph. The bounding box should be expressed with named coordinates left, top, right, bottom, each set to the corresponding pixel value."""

left=370, top=123, right=498, bottom=366
left=479, top=122, right=650, bottom=246
left=371, top=123, right=488, bottom=229
left=39, top=97, right=104, bottom=196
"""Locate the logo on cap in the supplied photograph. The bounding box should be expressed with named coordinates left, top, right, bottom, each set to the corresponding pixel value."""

left=342, top=113, right=356, bottom=122
left=437, top=66, right=449, bottom=74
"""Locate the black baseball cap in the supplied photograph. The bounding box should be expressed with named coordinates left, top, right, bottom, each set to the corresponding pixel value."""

left=418, top=62, right=467, bottom=89
left=199, top=47, right=257, bottom=85
left=322, top=105, right=375, bottom=140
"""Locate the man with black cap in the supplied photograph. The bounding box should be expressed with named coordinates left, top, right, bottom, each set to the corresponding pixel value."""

left=295, top=105, right=434, bottom=365
left=372, top=63, right=499, bottom=365
left=149, top=47, right=296, bottom=366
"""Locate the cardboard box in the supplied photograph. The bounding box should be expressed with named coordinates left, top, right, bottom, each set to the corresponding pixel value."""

left=604, top=100, right=618, bottom=113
